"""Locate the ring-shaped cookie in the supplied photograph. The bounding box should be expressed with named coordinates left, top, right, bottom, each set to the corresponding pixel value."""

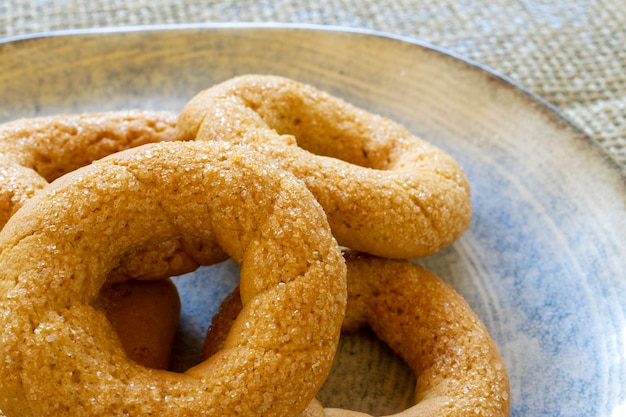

left=0, top=110, right=178, bottom=227
left=203, top=251, right=510, bottom=417
left=0, top=110, right=182, bottom=371
left=0, top=140, right=347, bottom=417
left=178, top=75, right=472, bottom=258
left=0, top=110, right=219, bottom=281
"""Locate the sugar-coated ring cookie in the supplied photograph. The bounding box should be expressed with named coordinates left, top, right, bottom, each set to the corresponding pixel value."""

left=203, top=251, right=510, bottom=417
left=0, top=110, right=182, bottom=370
left=0, top=110, right=218, bottom=282
left=0, top=110, right=178, bottom=227
left=0, top=110, right=202, bottom=282
left=0, top=140, right=347, bottom=417
left=178, top=75, right=472, bottom=258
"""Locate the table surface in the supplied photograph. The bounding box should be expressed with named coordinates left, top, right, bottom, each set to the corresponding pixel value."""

left=2, top=0, right=625, bottom=175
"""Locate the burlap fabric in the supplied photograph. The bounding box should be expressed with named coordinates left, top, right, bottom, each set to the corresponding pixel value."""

left=1, top=0, right=625, bottom=172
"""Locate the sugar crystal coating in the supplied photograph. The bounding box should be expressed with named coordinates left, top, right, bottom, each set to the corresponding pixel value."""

left=205, top=252, right=510, bottom=417
left=178, top=75, right=472, bottom=258
left=0, top=141, right=346, bottom=417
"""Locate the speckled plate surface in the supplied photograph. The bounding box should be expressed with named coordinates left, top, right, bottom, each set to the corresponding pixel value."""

left=1, top=24, right=625, bottom=417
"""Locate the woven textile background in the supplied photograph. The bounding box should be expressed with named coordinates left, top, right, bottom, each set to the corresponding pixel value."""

left=1, top=0, right=625, bottom=172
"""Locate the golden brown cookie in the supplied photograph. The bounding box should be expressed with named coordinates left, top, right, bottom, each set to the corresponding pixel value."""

left=0, top=110, right=182, bottom=372
left=178, top=75, right=472, bottom=258
left=204, top=251, right=510, bottom=417
left=0, top=110, right=223, bottom=282
left=0, top=140, right=346, bottom=417
left=0, top=110, right=178, bottom=227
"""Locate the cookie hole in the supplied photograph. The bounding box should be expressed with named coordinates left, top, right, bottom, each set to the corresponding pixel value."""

left=317, top=328, right=416, bottom=415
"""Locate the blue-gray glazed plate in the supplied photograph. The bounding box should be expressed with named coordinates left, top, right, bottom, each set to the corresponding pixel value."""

left=1, top=24, right=624, bottom=417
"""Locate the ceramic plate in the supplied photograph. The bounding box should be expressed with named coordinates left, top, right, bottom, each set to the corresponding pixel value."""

left=1, top=24, right=624, bottom=417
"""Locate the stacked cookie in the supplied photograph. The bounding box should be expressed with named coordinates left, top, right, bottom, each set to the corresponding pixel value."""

left=0, top=76, right=509, bottom=416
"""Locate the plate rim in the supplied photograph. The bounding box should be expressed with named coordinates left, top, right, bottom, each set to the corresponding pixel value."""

left=0, top=22, right=583, bottom=123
